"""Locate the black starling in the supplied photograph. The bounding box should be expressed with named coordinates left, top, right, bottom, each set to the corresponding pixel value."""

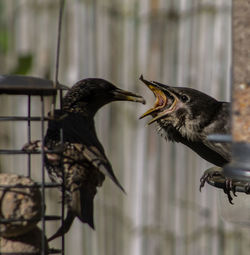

left=23, top=78, right=145, bottom=240
left=139, top=76, right=232, bottom=198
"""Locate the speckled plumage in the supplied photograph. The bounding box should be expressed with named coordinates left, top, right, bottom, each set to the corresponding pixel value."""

left=44, top=111, right=108, bottom=234
left=24, top=78, right=145, bottom=241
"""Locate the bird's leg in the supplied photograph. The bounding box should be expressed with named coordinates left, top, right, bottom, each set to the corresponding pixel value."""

left=200, top=167, right=237, bottom=204
left=244, top=183, right=250, bottom=194
left=232, top=184, right=237, bottom=197
left=225, top=177, right=233, bottom=191
left=223, top=186, right=234, bottom=205
left=48, top=210, right=75, bottom=242
left=22, top=140, right=42, bottom=152
left=199, top=166, right=224, bottom=191
left=225, top=177, right=237, bottom=196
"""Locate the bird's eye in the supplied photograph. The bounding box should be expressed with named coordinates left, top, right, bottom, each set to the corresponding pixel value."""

left=180, top=95, right=188, bottom=102
left=169, top=95, right=174, bottom=101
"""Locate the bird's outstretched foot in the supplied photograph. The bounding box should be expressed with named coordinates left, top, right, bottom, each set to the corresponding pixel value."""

left=22, top=140, right=42, bottom=152
left=200, top=167, right=238, bottom=204
left=199, top=167, right=223, bottom=191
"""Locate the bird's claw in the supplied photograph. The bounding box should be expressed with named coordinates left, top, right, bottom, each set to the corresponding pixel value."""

left=200, top=167, right=238, bottom=204
left=225, top=178, right=237, bottom=197
left=244, top=183, right=250, bottom=194
left=199, top=167, right=223, bottom=192
left=223, top=178, right=236, bottom=205
left=199, top=173, right=209, bottom=191
left=22, top=140, right=42, bottom=152
left=223, top=186, right=234, bottom=204
left=224, top=180, right=250, bottom=204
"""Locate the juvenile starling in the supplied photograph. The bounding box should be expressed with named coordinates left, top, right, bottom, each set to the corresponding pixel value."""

left=23, top=78, right=145, bottom=240
left=139, top=76, right=232, bottom=198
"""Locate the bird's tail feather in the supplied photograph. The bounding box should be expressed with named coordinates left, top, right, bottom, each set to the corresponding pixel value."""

left=71, top=183, right=96, bottom=229
left=48, top=210, right=75, bottom=242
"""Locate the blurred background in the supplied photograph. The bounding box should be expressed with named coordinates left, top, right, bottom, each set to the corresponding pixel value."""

left=1, top=0, right=250, bottom=255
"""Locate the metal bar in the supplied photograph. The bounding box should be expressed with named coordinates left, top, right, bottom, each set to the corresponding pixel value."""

left=60, top=88, right=63, bottom=109
left=0, top=251, right=61, bottom=255
left=54, top=0, right=65, bottom=87
left=0, top=183, right=61, bottom=189
left=0, top=116, right=49, bottom=121
left=27, top=95, right=31, bottom=177
left=51, top=0, right=65, bottom=119
left=207, top=134, right=232, bottom=143
left=0, top=250, right=62, bottom=255
left=60, top=127, right=65, bottom=254
left=0, top=215, right=61, bottom=223
left=40, top=95, right=46, bottom=255
left=48, top=248, right=63, bottom=254
left=0, top=150, right=41, bottom=154
left=55, top=3, right=66, bottom=253
left=0, top=252, right=50, bottom=255
left=0, top=149, right=63, bottom=154
left=0, top=75, right=67, bottom=95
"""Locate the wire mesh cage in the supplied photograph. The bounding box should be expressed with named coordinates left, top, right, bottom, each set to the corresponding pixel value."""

left=0, top=75, right=67, bottom=254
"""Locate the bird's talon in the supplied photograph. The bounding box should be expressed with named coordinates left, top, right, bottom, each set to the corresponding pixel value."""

left=199, top=167, right=224, bottom=191
left=22, top=140, right=41, bottom=152
left=223, top=187, right=234, bottom=204
left=244, top=183, right=250, bottom=194
left=232, top=185, right=237, bottom=197
left=199, top=173, right=209, bottom=191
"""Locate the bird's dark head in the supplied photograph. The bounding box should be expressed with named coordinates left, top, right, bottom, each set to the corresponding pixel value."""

left=139, top=75, right=221, bottom=139
left=63, top=78, right=145, bottom=116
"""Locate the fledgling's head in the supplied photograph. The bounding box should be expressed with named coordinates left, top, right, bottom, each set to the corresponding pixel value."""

left=63, top=78, right=145, bottom=115
left=139, top=75, right=221, bottom=137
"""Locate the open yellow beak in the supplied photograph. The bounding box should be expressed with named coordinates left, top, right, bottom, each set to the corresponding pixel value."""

left=147, top=99, right=177, bottom=124
left=139, top=75, right=178, bottom=125
left=139, top=85, right=168, bottom=119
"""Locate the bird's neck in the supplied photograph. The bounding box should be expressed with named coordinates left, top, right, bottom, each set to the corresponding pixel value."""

left=73, top=113, right=97, bottom=134
left=156, top=116, right=202, bottom=142
left=158, top=103, right=225, bottom=142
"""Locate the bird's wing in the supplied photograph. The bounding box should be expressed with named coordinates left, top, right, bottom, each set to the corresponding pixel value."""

left=73, top=143, right=125, bottom=193
left=202, top=140, right=231, bottom=163
left=161, top=124, right=229, bottom=166
left=62, top=113, right=125, bottom=192
left=202, top=102, right=231, bottom=162
left=172, top=101, right=231, bottom=165
left=45, top=111, right=125, bottom=192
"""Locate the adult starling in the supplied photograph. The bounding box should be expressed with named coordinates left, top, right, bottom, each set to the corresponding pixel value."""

left=139, top=75, right=232, bottom=198
left=23, top=78, right=145, bottom=240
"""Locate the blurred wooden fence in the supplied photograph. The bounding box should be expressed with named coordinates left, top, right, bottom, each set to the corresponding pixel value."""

left=1, top=0, right=250, bottom=255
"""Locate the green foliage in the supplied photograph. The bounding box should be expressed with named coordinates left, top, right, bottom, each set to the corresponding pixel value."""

left=10, top=55, right=33, bottom=75
left=0, top=28, right=9, bottom=53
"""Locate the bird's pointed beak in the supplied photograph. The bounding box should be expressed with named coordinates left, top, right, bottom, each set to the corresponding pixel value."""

left=139, top=75, right=178, bottom=125
left=112, top=88, right=146, bottom=104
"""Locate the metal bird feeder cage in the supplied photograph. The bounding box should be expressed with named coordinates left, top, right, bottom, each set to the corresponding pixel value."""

left=0, top=1, right=67, bottom=253
left=0, top=75, right=68, bottom=254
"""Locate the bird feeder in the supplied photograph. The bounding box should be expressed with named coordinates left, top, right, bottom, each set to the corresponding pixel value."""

left=0, top=75, right=67, bottom=254
left=203, top=0, right=250, bottom=222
